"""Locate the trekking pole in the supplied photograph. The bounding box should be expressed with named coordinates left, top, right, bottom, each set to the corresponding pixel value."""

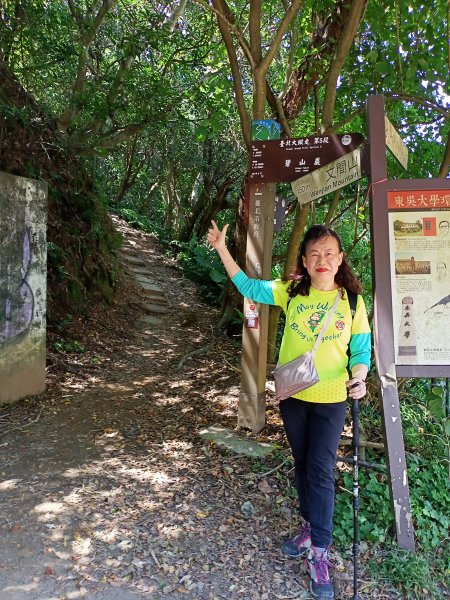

left=351, top=394, right=361, bottom=600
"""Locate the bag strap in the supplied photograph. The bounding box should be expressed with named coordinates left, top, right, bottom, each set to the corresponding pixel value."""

left=311, top=289, right=342, bottom=354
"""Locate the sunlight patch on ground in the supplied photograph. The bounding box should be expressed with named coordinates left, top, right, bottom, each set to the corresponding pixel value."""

left=93, top=526, right=120, bottom=543
left=0, top=478, right=22, bottom=490
left=34, top=501, right=66, bottom=516
left=137, top=499, right=159, bottom=512
left=3, top=582, right=39, bottom=593
left=157, top=524, right=184, bottom=539
left=103, top=383, right=135, bottom=393
left=161, top=440, right=193, bottom=452
left=72, top=535, right=92, bottom=556
left=63, top=488, right=83, bottom=502
left=132, top=376, right=158, bottom=386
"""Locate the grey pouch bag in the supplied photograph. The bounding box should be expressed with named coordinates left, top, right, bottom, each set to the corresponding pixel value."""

left=273, top=290, right=341, bottom=402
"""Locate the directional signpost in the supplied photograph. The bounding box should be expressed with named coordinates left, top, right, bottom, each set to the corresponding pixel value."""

left=239, top=127, right=364, bottom=432
left=250, top=133, right=364, bottom=182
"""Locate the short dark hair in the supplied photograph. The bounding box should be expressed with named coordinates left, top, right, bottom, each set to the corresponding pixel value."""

left=439, top=220, right=449, bottom=227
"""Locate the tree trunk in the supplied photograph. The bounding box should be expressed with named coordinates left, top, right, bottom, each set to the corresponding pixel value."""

left=266, top=203, right=311, bottom=361
left=164, top=161, right=175, bottom=230
left=218, top=180, right=248, bottom=330
left=195, top=178, right=234, bottom=240
left=179, top=177, right=213, bottom=242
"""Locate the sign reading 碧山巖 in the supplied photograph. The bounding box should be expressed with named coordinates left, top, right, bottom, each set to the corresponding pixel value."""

left=250, top=133, right=364, bottom=182
left=387, top=188, right=450, bottom=368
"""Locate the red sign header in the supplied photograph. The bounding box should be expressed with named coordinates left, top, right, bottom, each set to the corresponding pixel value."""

left=388, top=190, right=450, bottom=210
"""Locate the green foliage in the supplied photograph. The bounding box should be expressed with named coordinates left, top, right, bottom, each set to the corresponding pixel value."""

left=52, top=339, right=85, bottom=353
left=367, top=547, right=446, bottom=599
left=174, top=237, right=227, bottom=304
left=334, top=470, right=391, bottom=547
left=115, top=208, right=153, bottom=233
left=334, top=457, right=449, bottom=553
left=426, top=385, right=450, bottom=438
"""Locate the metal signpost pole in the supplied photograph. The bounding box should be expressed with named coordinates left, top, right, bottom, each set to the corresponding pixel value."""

left=367, top=94, right=415, bottom=550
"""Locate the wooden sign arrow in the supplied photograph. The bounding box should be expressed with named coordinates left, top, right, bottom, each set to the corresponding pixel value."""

left=249, top=133, right=364, bottom=183
left=292, top=148, right=363, bottom=205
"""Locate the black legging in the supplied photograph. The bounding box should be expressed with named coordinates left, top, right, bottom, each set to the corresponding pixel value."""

left=280, top=396, right=347, bottom=548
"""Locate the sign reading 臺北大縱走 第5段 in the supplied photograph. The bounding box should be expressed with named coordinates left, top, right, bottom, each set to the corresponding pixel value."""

left=291, top=148, right=362, bottom=205
left=387, top=189, right=450, bottom=368
left=249, top=133, right=364, bottom=183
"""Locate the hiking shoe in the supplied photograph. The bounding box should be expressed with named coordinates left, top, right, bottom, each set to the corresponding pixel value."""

left=305, top=546, right=334, bottom=599
left=281, top=524, right=311, bottom=558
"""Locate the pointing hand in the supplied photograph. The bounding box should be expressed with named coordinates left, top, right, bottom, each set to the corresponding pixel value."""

left=207, top=220, right=229, bottom=252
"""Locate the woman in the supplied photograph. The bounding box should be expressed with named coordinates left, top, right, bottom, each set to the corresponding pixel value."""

left=207, top=221, right=371, bottom=600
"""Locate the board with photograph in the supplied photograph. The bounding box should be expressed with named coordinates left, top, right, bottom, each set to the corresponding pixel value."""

left=388, top=189, right=450, bottom=366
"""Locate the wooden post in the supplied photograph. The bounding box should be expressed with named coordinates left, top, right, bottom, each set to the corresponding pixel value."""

left=367, top=95, right=415, bottom=550
left=238, top=182, right=275, bottom=432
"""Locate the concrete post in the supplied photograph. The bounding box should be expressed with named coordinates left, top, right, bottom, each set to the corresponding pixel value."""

left=0, top=171, right=48, bottom=403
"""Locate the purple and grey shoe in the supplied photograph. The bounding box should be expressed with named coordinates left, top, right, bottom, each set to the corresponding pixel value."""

left=281, top=524, right=311, bottom=558
left=305, top=545, right=335, bottom=599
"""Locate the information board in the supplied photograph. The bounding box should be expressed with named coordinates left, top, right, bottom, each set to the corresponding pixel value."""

left=388, top=189, right=450, bottom=366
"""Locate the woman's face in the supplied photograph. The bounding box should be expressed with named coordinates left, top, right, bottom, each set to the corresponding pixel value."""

left=302, top=235, right=343, bottom=290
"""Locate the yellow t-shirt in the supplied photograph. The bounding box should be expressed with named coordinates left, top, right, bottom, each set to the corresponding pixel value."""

left=272, top=281, right=371, bottom=403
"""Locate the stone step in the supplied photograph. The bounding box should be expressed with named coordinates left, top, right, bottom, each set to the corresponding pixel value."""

left=138, top=281, right=167, bottom=300
left=123, top=255, right=147, bottom=267
left=143, top=302, right=169, bottom=314
left=199, top=425, right=275, bottom=458
left=120, top=246, right=138, bottom=255
left=135, top=276, right=160, bottom=288
left=130, top=267, right=154, bottom=276
left=140, top=315, right=163, bottom=327
left=140, top=292, right=167, bottom=304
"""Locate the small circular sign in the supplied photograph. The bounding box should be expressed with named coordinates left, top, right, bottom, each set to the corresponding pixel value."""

left=249, top=304, right=255, bottom=310
left=341, top=134, right=352, bottom=146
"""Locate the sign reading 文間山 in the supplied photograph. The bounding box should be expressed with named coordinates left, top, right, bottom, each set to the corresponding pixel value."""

left=249, top=133, right=364, bottom=182
left=291, top=148, right=362, bottom=205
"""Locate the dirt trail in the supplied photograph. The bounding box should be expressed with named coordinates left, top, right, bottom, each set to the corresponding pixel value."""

left=0, top=218, right=361, bottom=600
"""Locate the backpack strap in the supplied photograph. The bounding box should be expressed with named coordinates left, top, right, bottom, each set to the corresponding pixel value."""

left=347, top=288, right=357, bottom=319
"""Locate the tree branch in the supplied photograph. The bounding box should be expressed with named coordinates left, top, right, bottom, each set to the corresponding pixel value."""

left=211, top=0, right=251, bottom=147
left=249, top=0, right=262, bottom=65
left=283, top=0, right=357, bottom=121
left=169, top=0, right=188, bottom=32
left=260, top=0, right=302, bottom=75
left=383, top=93, right=450, bottom=120
left=321, top=0, right=367, bottom=130
left=438, top=128, right=450, bottom=177
left=193, top=0, right=254, bottom=67
left=57, top=0, right=117, bottom=132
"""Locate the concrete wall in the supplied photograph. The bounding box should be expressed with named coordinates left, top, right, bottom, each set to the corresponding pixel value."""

left=0, top=171, right=48, bottom=404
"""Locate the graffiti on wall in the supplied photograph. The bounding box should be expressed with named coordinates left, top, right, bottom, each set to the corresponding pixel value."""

left=0, top=226, right=35, bottom=344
